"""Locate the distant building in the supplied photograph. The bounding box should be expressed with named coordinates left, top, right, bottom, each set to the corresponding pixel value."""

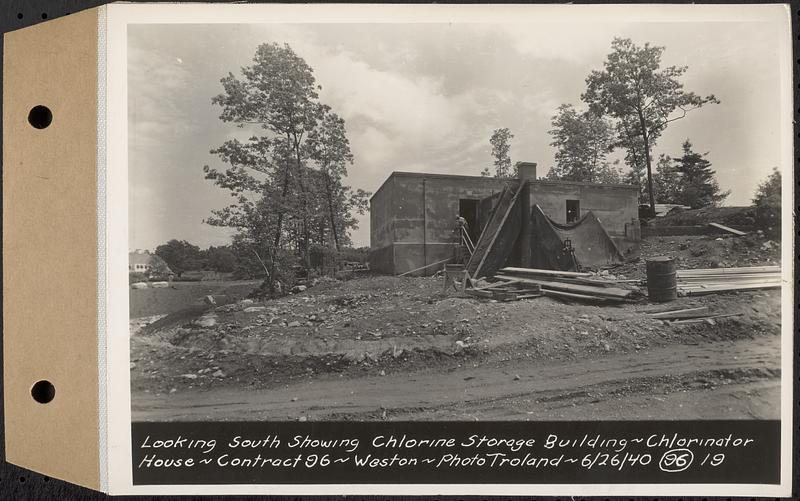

left=128, top=249, right=173, bottom=276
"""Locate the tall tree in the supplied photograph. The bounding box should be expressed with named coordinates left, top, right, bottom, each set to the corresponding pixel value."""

left=489, top=128, right=515, bottom=178
left=305, top=107, right=355, bottom=251
left=582, top=38, right=719, bottom=217
left=204, top=42, right=369, bottom=286
left=204, top=246, right=238, bottom=273
left=209, top=42, right=322, bottom=272
left=547, top=104, right=621, bottom=183
left=667, top=140, right=728, bottom=208
left=155, top=240, right=204, bottom=274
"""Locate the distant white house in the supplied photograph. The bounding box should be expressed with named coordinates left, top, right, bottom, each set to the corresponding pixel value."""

left=128, top=249, right=173, bottom=276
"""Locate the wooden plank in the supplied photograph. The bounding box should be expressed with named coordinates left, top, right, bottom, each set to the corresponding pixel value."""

left=397, top=257, right=451, bottom=277
left=677, top=274, right=781, bottom=281
left=472, top=278, right=521, bottom=291
left=678, top=280, right=782, bottom=287
left=678, top=279, right=782, bottom=287
left=467, top=182, right=523, bottom=278
left=708, top=222, right=747, bottom=236
left=541, top=289, right=616, bottom=303
left=649, top=307, right=709, bottom=319
left=492, top=290, right=519, bottom=301
left=500, top=267, right=593, bottom=278
left=495, top=274, right=635, bottom=299
left=669, top=313, right=744, bottom=324
left=680, top=283, right=781, bottom=296
left=677, top=266, right=780, bottom=276
left=509, top=287, right=542, bottom=294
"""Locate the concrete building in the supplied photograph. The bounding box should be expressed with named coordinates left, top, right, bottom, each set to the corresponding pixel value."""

left=369, top=162, right=640, bottom=275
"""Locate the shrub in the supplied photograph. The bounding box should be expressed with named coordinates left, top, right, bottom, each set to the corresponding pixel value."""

left=752, top=168, right=781, bottom=238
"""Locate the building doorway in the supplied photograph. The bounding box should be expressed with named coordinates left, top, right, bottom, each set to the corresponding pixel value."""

left=458, top=199, right=480, bottom=244
left=566, top=199, right=580, bottom=223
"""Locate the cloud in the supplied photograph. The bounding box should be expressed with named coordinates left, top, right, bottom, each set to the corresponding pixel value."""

left=127, top=20, right=787, bottom=249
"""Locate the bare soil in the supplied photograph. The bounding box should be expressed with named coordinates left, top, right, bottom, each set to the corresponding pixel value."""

left=130, top=235, right=783, bottom=421
left=612, top=233, right=780, bottom=279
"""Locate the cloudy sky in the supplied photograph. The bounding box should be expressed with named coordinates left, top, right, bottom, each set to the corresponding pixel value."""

left=128, top=16, right=786, bottom=250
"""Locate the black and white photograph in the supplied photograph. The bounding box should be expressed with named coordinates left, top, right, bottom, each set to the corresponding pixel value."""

left=125, top=8, right=790, bottom=430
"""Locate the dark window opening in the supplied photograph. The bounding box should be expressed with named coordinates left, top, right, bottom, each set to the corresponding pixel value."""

left=458, top=199, right=480, bottom=244
left=566, top=199, right=580, bottom=223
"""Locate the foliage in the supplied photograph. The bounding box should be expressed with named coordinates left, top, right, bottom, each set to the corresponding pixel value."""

left=652, top=154, right=681, bottom=204
left=204, top=246, right=237, bottom=273
left=654, top=140, right=728, bottom=209
left=752, top=167, right=781, bottom=207
left=547, top=104, right=621, bottom=183
left=752, top=167, right=781, bottom=236
left=154, top=240, right=204, bottom=274
left=203, top=42, right=370, bottom=287
left=129, top=272, right=147, bottom=285
left=582, top=38, right=719, bottom=215
left=488, top=128, right=515, bottom=178
left=338, top=246, right=370, bottom=264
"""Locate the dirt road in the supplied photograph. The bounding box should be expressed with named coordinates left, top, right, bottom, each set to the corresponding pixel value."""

left=132, top=335, right=780, bottom=422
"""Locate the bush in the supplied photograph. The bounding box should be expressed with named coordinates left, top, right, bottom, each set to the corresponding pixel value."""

left=752, top=168, right=781, bottom=238
left=129, top=272, right=147, bottom=284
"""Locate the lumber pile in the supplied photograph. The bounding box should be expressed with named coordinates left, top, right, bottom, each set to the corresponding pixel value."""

left=676, top=265, right=781, bottom=296
left=494, top=267, right=642, bottom=303
left=466, top=278, right=543, bottom=302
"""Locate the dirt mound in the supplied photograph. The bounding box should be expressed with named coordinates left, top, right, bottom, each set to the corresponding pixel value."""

left=130, top=271, right=781, bottom=396
left=610, top=233, right=781, bottom=280
left=650, top=206, right=756, bottom=227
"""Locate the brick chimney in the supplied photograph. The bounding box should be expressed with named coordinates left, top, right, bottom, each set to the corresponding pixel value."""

left=517, top=162, right=537, bottom=181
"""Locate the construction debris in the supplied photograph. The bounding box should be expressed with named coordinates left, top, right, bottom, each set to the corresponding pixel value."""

left=676, top=265, right=781, bottom=296
left=669, top=313, right=744, bottom=325
left=648, top=306, right=710, bottom=320
left=493, top=267, right=642, bottom=303
left=708, top=222, right=747, bottom=236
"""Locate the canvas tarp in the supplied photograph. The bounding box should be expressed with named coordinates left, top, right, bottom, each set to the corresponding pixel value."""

left=467, top=190, right=625, bottom=278
left=530, top=204, right=624, bottom=270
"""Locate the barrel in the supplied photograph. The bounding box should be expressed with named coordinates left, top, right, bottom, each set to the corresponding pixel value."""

left=646, top=256, right=677, bottom=302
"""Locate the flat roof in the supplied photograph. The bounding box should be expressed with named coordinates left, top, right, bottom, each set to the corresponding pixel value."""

left=370, top=170, right=637, bottom=201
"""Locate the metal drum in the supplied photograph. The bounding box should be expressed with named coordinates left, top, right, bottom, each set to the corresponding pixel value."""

left=646, top=256, right=677, bottom=302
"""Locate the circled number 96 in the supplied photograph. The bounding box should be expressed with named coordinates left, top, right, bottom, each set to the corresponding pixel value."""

left=659, top=449, right=694, bottom=472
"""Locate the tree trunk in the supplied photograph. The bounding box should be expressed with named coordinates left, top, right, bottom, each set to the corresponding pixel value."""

left=323, top=172, right=341, bottom=251
left=636, top=108, right=656, bottom=218
left=273, top=139, right=293, bottom=250
left=292, top=134, right=311, bottom=272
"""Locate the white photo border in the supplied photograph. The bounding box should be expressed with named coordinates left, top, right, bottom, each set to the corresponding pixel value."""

left=103, top=3, right=794, bottom=496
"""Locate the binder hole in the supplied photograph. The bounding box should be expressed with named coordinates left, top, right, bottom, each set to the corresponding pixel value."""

left=31, top=380, right=55, bottom=404
left=17, top=13, right=23, bottom=20
left=41, top=13, right=48, bottom=20
left=28, top=105, right=53, bottom=129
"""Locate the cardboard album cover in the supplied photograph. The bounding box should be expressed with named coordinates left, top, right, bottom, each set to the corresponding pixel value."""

left=2, top=2, right=794, bottom=496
